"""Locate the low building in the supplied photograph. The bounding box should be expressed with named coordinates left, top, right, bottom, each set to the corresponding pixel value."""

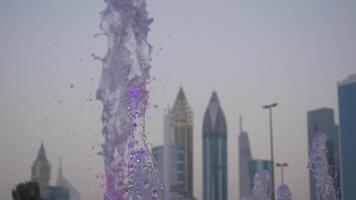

left=43, top=186, right=69, bottom=200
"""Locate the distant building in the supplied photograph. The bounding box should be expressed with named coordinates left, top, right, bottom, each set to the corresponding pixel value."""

left=203, top=91, right=228, bottom=200
left=31, top=143, right=51, bottom=195
left=248, top=159, right=272, bottom=192
left=338, top=74, right=356, bottom=200
left=31, top=143, right=81, bottom=200
left=153, top=88, right=194, bottom=199
left=56, top=158, right=82, bottom=200
left=172, top=87, right=194, bottom=199
left=152, top=145, right=185, bottom=200
left=307, top=108, right=340, bottom=200
left=43, top=186, right=69, bottom=200
left=238, top=116, right=252, bottom=200
left=152, top=145, right=165, bottom=183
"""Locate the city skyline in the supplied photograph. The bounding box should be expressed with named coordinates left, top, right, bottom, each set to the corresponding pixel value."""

left=30, top=143, right=81, bottom=200
left=1, top=1, right=356, bottom=200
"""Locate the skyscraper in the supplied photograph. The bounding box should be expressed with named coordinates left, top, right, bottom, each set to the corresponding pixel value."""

left=238, top=116, right=252, bottom=200
left=31, top=143, right=51, bottom=194
left=338, top=74, right=356, bottom=200
left=203, top=91, right=228, bottom=200
left=152, top=145, right=185, bottom=200
left=172, top=87, right=194, bottom=199
left=307, top=108, right=340, bottom=200
left=152, top=88, right=194, bottom=200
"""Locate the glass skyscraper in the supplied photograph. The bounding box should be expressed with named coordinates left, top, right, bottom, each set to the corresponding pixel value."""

left=203, top=91, right=227, bottom=200
left=307, top=108, right=340, bottom=200
left=338, top=74, right=356, bottom=200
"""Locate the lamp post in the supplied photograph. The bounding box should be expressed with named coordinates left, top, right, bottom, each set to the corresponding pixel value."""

left=276, top=162, right=288, bottom=184
left=263, top=103, right=278, bottom=200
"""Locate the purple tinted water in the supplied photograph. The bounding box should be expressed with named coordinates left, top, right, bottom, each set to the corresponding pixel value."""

left=252, top=170, right=271, bottom=200
left=308, top=131, right=336, bottom=200
left=96, top=0, right=163, bottom=199
left=276, top=184, right=292, bottom=200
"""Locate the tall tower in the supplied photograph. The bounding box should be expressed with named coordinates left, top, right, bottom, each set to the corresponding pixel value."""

left=31, top=143, right=51, bottom=193
left=238, top=116, right=252, bottom=199
left=307, top=108, right=340, bottom=200
left=56, top=158, right=82, bottom=200
left=338, top=74, right=356, bottom=200
left=203, top=91, right=228, bottom=200
left=172, top=87, right=194, bottom=199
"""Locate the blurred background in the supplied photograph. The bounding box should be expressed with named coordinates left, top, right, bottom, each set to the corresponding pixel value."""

left=0, top=0, right=355, bottom=200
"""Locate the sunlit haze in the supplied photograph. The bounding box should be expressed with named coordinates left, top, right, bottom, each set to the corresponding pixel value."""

left=0, top=1, right=355, bottom=200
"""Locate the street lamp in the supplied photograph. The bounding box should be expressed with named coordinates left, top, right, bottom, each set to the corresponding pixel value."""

left=276, top=162, right=288, bottom=185
left=263, top=103, right=278, bottom=200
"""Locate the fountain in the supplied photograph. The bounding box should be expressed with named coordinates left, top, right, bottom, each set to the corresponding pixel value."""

left=95, top=0, right=163, bottom=199
left=251, top=170, right=271, bottom=200
left=308, top=131, right=337, bottom=200
left=276, top=184, right=292, bottom=200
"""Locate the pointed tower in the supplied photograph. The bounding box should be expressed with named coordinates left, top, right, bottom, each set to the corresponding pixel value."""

left=56, top=158, right=82, bottom=200
left=172, top=87, right=194, bottom=199
left=31, top=143, right=51, bottom=193
left=238, top=115, right=252, bottom=199
left=203, top=91, right=228, bottom=200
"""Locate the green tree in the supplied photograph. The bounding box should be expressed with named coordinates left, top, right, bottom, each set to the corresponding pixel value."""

left=12, top=181, right=43, bottom=200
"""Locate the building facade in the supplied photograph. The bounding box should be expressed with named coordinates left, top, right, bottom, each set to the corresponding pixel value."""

left=152, top=145, right=185, bottom=200
left=307, top=108, right=340, bottom=200
left=171, top=87, right=194, bottom=199
left=31, top=143, right=51, bottom=194
left=238, top=116, right=252, bottom=200
left=203, top=91, right=228, bottom=200
left=338, top=74, right=356, bottom=200
left=152, top=87, right=194, bottom=200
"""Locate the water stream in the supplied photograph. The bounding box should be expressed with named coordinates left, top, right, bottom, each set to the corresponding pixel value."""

left=96, top=0, right=162, bottom=199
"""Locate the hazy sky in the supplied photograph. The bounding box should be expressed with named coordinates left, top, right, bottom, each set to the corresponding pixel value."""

left=0, top=0, right=356, bottom=200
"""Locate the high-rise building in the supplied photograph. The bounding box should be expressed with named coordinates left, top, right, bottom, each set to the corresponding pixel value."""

left=307, top=108, right=340, bottom=200
left=171, top=87, right=194, bottom=199
left=338, top=74, right=356, bottom=200
left=152, top=145, right=185, bottom=200
left=152, top=88, right=194, bottom=200
left=31, top=143, right=51, bottom=194
left=56, top=158, right=82, bottom=200
left=238, top=116, right=252, bottom=200
left=248, top=159, right=272, bottom=193
left=203, top=91, right=228, bottom=200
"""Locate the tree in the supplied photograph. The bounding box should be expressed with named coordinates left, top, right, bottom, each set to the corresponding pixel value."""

left=12, top=181, right=42, bottom=200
